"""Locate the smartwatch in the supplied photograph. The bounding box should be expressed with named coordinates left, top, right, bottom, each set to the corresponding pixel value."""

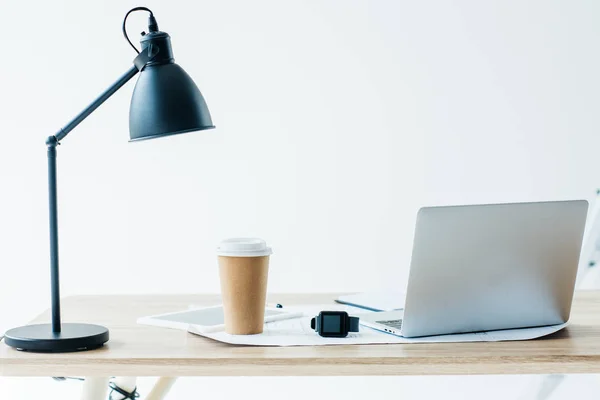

left=310, top=311, right=359, bottom=338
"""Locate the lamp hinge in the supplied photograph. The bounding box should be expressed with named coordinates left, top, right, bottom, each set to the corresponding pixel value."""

left=133, top=44, right=159, bottom=71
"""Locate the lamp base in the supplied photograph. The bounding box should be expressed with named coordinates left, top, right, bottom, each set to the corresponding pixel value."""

left=4, top=323, right=109, bottom=352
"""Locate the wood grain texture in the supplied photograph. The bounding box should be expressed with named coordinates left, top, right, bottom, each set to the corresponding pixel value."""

left=1, top=292, right=600, bottom=377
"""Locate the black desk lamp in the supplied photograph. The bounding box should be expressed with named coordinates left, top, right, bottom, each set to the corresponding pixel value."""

left=4, top=7, right=214, bottom=352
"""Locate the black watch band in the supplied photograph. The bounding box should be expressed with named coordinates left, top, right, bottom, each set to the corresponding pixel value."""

left=348, top=316, right=359, bottom=332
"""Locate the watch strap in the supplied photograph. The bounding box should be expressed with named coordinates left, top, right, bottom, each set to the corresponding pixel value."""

left=348, top=316, right=359, bottom=332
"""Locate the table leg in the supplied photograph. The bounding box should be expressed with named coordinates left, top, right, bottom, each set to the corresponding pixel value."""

left=110, top=377, right=138, bottom=400
left=81, top=377, right=110, bottom=400
left=145, top=377, right=178, bottom=400
left=533, top=375, right=566, bottom=400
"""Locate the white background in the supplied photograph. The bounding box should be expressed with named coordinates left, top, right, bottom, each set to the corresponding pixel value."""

left=1, top=0, right=600, bottom=398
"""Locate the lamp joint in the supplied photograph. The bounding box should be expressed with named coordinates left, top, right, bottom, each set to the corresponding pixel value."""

left=46, top=135, right=59, bottom=148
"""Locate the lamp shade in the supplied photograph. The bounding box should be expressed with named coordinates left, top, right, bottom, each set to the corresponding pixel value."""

left=129, top=32, right=214, bottom=141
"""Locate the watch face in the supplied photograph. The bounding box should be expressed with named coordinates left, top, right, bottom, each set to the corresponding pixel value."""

left=318, top=311, right=348, bottom=338
left=322, top=314, right=342, bottom=334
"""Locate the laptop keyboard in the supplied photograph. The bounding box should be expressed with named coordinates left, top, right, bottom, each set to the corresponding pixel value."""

left=376, top=319, right=403, bottom=330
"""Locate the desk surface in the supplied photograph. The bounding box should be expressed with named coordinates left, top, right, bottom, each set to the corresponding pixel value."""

left=2, top=292, right=600, bottom=377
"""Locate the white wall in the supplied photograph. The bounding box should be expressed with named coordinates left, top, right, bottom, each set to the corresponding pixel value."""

left=1, top=0, right=600, bottom=398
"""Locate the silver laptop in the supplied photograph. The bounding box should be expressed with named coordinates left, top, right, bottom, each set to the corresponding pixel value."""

left=360, top=200, right=588, bottom=338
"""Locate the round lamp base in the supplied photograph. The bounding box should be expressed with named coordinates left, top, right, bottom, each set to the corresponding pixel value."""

left=4, top=323, right=109, bottom=352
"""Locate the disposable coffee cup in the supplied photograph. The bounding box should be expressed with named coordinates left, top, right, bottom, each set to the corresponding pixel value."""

left=217, top=238, right=272, bottom=335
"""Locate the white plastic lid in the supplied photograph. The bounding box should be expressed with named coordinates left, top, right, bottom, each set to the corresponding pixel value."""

left=217, top=238, right=273, bottom=257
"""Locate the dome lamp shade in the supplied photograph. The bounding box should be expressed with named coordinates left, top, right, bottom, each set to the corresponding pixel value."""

left=129, top=30, right=215, bottom=141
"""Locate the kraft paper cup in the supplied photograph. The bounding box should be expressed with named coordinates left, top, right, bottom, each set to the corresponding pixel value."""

left=217, top=238, right=272, bottom=335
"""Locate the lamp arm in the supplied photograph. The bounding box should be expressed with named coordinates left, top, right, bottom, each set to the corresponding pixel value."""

left=43, top=51, right=156, bottom=332
left=51, top=65, right=139, bottom=144
left=43, top=64, right=138, bottom=333
left=44, top=46, right=158, bottom=332
left=49, top=44, right=158, bottom=144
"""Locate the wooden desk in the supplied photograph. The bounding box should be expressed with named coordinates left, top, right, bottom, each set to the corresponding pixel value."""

left=2, top=292, right=600, bottom=377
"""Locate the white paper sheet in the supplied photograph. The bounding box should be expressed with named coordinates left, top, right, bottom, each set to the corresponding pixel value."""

left=188, top=304, right=568, bottom=346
